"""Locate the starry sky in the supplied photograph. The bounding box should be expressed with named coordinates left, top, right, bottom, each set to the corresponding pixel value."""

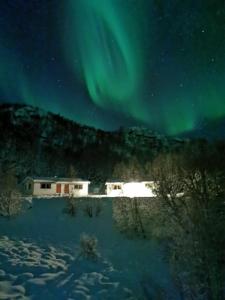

left=0, top=0, right=225, bottom=135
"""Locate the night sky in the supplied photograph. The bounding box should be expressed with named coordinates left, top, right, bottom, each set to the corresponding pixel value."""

left=1, top=0, right=225, bottom=135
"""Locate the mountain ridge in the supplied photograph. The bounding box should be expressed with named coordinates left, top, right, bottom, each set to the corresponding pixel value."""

left=0, top=103, right=205, bottom=183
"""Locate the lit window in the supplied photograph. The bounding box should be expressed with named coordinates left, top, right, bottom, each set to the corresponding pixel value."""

left=113, top=185, right=121, bottom=190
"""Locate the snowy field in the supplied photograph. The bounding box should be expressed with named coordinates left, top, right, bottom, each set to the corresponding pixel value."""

left=0, top=198, right=179, bottom=299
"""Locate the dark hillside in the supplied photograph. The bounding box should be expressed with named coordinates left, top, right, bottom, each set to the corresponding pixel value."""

left=0, top=103, right=188, bottom=183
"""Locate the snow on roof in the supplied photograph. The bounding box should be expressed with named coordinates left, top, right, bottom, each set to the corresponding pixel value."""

left=24, top=177, right=90, bottom=183
left=105, top=182, right=124, bottom=185
left=105, top=180, right=155, bottom=184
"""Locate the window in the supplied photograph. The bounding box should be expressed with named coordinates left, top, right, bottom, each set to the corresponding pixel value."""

left=26, top=183, right=31, bottom=190
left=40, top=183, right=51, bottom=189
left=113, top=185, right=121, bottom=190
left=74, top=184, right=83, bottom=190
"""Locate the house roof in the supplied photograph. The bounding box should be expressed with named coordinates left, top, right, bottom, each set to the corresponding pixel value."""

left=24, top=177, right=90, bottom=183
left=105, top=180, right=155, bottom=184
left=105, top=182, right=124, bottom=185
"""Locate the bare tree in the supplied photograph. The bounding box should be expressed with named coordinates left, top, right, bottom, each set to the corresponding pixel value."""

left=83, top=200, right=102, bottom=218
left=0, top=165, right=22, bottom=218
left=64, top=196, right=77, bottom=217
left=79, top=234, right=99, bottom=260
left=150, top=149, right=225, bottom=300
left=113, top=157, right=143, bottom=181
left=68, top=165, right=78, bottom=178
left=112, top=197, right=151, bottom=239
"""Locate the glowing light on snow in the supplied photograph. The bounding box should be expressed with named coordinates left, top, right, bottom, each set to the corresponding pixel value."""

left=123, top=182, right=155, bottom=198
left=105, top=181, right=156, bottom=197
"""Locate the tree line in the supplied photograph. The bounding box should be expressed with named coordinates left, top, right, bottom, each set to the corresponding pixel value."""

left=113, top=139, right=225, bottom=299
left=0, top=133, right=225, bottom=299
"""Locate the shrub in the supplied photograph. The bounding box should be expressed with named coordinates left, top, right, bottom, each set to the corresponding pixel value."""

left=79, top=233, right=99, bottom=260
left=0, top=190, right=22, bottom=217
left=64, top=197, right=77, bottom=217
left=0, top=165, right=22, bottom=218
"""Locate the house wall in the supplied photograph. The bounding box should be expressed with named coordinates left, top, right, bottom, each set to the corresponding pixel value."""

left=22, top=178, right=90, bottom=197
left=33, top=182, right=56, bottom=196
left=71, top=183, right=89, bottom=197
left=106, top=182, right=156, bottom=197
left=123, top=182, right=156, bottom=197
left=106, top=184, right=123, bottom=197
left=53, top=182, right=89, bottom=197
left=57, top=183, right=71, bottom=195
left=33, top=182, right=90, bottom=197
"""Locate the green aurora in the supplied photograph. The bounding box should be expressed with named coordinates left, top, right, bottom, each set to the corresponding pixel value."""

left=1, top=0, right=225, bottom=135
left=65, top=0, right=150, bottom=124
left=64, top=0, right=225, bottom=135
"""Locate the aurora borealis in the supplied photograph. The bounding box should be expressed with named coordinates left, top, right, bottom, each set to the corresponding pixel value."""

left=64, top=0, right=149, bottom=123
left=1, top=0, right=225, bottom=135
left=66, top=0, right=140, bottom=106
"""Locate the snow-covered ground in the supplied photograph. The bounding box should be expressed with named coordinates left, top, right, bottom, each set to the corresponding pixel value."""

left=0, top=198, right=179, bottom=299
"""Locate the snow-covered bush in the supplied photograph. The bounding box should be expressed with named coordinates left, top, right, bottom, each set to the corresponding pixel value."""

left=79, top=233, right=99, bottom=260
left=0, top=165, right=22, bottom=218
left=83, top=204, right=93, bottom=217
left=64, top=197, right=77, bottom=217
left=83, top=200, right=102, bottom=218
left=0, top=190, right=22, bottom=217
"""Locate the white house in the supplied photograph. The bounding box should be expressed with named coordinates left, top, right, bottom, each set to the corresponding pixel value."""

left=105, top=182, right=124, bottom=197
left=105, top=181, right=156, bottom=197
left=22, top=177, right=90, bottom=197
